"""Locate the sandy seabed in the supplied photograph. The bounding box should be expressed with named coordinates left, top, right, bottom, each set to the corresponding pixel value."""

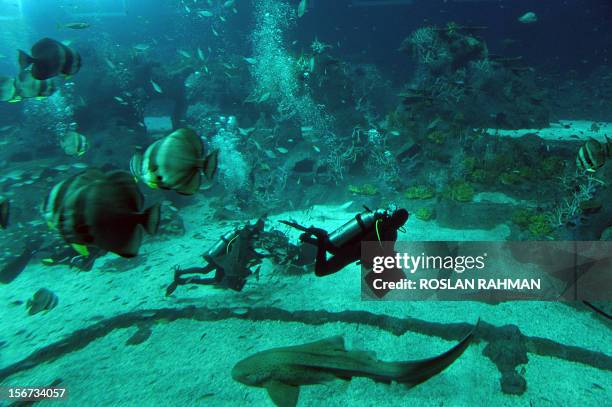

left=0, top=121, right=610, bottom=406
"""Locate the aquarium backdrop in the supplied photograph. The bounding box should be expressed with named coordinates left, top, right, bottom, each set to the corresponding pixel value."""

left=0, top=0, right=610, bottom=406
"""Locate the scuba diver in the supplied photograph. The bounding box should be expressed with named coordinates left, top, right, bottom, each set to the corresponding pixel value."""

left=280, top=205, right=409, bottom=298
left=165, top=217, right=266, bottom=295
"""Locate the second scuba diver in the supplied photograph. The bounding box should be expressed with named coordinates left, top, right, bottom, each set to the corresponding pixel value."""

left=165, top=217, right=266, bottom=295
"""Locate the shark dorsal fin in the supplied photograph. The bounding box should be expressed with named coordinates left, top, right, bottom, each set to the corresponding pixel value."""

left=298, top=335, right=346, bottom=352
left=265, top=380, right=300, bottom=407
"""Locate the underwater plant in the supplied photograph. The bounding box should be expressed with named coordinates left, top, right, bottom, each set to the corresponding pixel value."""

left=545, top=172, right=604, bottom=228
left=445, top=181, right=475, bottom=202
left=527, top=214, right=553, bottom=238
left=539, top=156, right=565, bottom=178
left=512, top=209, right=553, bottom=238
left=348, top=184, right=378, bottom=196
left=401, top=26, right=450, bottom=69
left=469, top=169, right=488, bottom=184
left=404, top=185, right=435, bottom=200
left=426, top=130, right=446, bottom=144
left=499, top=171, right=522, bottom=186
left=415, top=207, right=436, bottom=221
left=511, top=208, right=534, bottom=229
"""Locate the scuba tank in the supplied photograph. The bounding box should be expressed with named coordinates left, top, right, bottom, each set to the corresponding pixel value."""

left=203, top=217, right=266, bottom=261
left=203, top=229, right=239, bottom=261
left=328, top=207, right=393, bottom=249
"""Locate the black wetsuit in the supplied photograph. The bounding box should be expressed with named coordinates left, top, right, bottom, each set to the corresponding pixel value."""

left=284, top=208, right=409, bottom=298
left=166, top=219, right=265, bottom=295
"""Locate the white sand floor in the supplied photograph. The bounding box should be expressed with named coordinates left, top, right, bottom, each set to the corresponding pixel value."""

left=0, top=197, right=610, bottom=407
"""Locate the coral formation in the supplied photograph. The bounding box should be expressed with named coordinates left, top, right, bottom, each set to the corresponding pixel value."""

left=404, top=185, right=435, bottom=200
left=399, top=23, right=549, bottom=129
left=444, top=181, right=475, bottom=202
left=348, top=184, right=378, bottom=196
left=415, top=207, right=436, bottom=221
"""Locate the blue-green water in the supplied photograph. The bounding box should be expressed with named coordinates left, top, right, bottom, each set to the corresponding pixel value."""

left=0, top=1, right=610, bottom=406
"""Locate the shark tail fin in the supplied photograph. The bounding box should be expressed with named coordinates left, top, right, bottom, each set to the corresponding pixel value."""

left=395, top=319, right=478, bottom=387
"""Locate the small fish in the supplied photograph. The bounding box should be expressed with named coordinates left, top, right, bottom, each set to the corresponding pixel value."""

left=198, top=10, right=214, bottom=17
left=197, top=48, right=205, bottom=60
left=518, top=11, right=538, bottom=24
left=131, top=128, right=218, bottom=195
left=14, top=71, right=57, bottom=100
left=178, top=50, right=191, bottom=58
left=0, top=76, right=17, bottom=102
left=297, top=0, right=308, bottom=18
left=44, top=169, right=161, bottom=258
left=219, top=15, right=226, bottom=22
left=150, top=79, right=163, bottom=94
left=276, top=147, right=289, bottom=154
left=238, top=127, right=255, bottom=136
left=114, top=96, right=127, bottom=104
left=133, top=43, right=150, bottom=52
left=60, top=130, right=88, bottom=157
left=105, top=58, right=116, bottom=70
left=339, top=200, right=353, bottom=210
left=243, top=57, right=257, bottom=65
left=257, top=92, right=271, bottom=103
left=57, top=22, right=90, bottom=30
left=27, top=288, right=58, bottom=315
left=223, top=0, right=235, bottom=8
left=264, top=149, right=277, bottom=159
left=313, top=145, right=320, bottom=153
left=18, top=37, right=81, bottom=80
left=233, top=324, right=476, bottom=407
left=212, top=26, right=219, bottom=36
left=576, top=136, right=611, bottom=173
left=308, top=56, right=315, bottom=72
